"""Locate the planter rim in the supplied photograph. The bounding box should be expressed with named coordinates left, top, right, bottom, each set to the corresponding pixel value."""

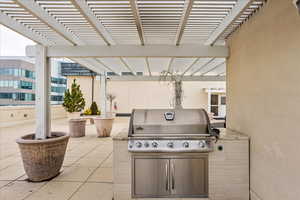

left=69, top=118, right=86, bottom=122
left=16, top=132, right=69, bottom=145
left=94, top=117, right=114, bottom=120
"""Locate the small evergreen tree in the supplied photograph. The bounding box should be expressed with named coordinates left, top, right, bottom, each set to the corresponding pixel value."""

left=63, top=79, right=85, bottom=113
left=90, top=101, right=100, bottom=115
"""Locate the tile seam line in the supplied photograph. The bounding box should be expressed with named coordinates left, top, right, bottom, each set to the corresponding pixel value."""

left=66, top=150, right=113, bottom=200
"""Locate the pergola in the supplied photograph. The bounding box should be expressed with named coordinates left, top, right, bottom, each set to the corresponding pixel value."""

left=0, top=0, right=265, bottom=139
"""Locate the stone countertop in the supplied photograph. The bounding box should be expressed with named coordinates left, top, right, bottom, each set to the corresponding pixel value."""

left=112, top=128, right=249, bottom=141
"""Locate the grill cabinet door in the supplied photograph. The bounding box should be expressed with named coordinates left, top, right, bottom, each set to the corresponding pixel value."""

left=170, top=158, right=208, bottom=197
left=133, top=158, right=170, bottom=197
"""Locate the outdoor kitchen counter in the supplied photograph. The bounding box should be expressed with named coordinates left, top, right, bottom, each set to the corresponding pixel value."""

left=113, top=129, right=250, bottom=200
left=112, top=128, right=249, bottom=141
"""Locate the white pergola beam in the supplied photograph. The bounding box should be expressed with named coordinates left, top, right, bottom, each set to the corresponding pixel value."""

left=129, top=0, right=145, bottom=45
left=35, top=45, right=51, bottom=139
left=181, top=58, right=200, bottom=76
left=96, top=59, right=121, bottom=76
left=191, top=58, right=215, bottom=76
left=145, top=57, right=152, bottom=76
left=166, top=57, right=174, bottom=72
left=100, top=74, right=107, bottom=116
left=205, top=0, right=255, bottom=45
left=120, top=57, right=136, bottom=75
left=26, top=45, right=229, bottom=58
left=15, top=0, right=84, bottom=45
left=108, top=75, right=225, bottom=82
left=0, top=11, right=53, bottom=46
left=70, top=58, right=104, bottom=74
left=175, top=0, right=194, bottom=45
left=200, top=61, right=226, bottom=76
left=70, top=0, right=115, bottom=45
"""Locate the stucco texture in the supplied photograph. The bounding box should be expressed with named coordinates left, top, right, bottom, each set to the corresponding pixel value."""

left=227, top=0, right=300, bottom=199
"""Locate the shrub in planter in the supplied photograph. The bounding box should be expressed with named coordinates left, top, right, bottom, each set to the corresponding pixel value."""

left=82, top=102, right=101, bottom=124
left=90, top=101, right=101, bottom=115
left=63, top=79, right=85, bottom=118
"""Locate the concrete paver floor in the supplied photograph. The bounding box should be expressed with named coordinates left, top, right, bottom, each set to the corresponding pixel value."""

left=0, top=117, right=130, bottom=200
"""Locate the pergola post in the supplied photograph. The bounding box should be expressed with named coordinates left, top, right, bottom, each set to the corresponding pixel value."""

left=100, top=73, right=107, bottom=117
left=35, top=45, right=51, bottom=139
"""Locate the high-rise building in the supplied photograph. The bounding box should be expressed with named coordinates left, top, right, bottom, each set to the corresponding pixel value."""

left=0, top=57, right=67, bottom=106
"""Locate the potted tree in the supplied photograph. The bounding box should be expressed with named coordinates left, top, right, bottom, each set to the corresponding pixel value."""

left=62, top=79, right=85, bottom=119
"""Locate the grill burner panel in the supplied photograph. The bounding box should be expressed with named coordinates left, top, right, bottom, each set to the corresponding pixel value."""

left=128, top=139, right=213, bottom=153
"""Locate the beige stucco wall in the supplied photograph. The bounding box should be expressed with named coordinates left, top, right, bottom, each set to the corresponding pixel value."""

left=227, top=1, right=300, bottom=199
left=67, top=76, right=225, bottom=113
left=0, top=105, right=67, bottom=128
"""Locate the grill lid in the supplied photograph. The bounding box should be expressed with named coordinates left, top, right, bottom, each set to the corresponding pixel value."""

left=129, top=109, right=212, bottom=136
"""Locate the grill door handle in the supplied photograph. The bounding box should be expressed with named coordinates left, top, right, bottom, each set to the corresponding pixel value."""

left=165, top=162, right=169, bottom=191
left=171, top=162, right=175, bottom=190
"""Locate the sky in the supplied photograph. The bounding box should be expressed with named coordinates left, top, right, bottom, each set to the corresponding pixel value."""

left=0, top=25, right=35, bottom=56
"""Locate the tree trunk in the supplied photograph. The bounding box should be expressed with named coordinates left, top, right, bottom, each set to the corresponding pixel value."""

left=174, top=80, right=183, bottom=109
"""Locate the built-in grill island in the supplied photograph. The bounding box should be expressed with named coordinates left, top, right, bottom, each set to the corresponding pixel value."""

left=113, top=109, right=250, bottom=200
left=128, top=109, right=218, bottom=198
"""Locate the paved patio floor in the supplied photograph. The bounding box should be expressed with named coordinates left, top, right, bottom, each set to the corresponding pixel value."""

left=0, top=117, right=130, bottom=200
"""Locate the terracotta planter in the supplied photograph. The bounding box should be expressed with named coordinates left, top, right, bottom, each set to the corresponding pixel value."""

left=67, top=112, right=81, bottom=120
left=94, top=117, right=114, bottom=137
left=69, top=119, right=86, bottom=137
left=16, top=132, right=69, bottom=182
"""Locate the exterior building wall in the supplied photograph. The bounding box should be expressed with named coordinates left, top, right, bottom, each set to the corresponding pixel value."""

left=67, top=76, right=225, bottom=114
left=0, top=105, right=67, bottom=128
left=0, top=59, right=35, bottom=105
left=0, top=58, right=67, bottom=105
left=226, top=1, right=300, bottom=199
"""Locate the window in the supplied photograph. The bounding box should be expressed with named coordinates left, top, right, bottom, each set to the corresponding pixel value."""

left=51, top=86, right=66, bottom=93
left=0, top=68, right=35, bottom=79
left=0, top=92, right=35, bottom=101
left=51, top=95, right=63, bottom=102
left=107, top=72, right=117, bottom=76
left=20, top=81, right=34, bottom=90
left=51, top=77, right=67, bottom=85
left=122, top=72, right=134, bottom=76
left=209, top=94, right=226, bottom=117
left=0, top=93, right=13, bottom=99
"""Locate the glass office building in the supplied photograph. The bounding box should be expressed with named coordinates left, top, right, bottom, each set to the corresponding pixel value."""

left=0, top=58, right=66, bottom=106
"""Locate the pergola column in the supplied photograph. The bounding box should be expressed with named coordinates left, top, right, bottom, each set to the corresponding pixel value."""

left=35, top=45, right=51, bottom=139
left=100, top=73, right=107, bottom=117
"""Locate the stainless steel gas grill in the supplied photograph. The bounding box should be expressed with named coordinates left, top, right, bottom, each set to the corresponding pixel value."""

left=128, top=109, right=218, bottom=153
left=128, top=109, right=219, bottom=199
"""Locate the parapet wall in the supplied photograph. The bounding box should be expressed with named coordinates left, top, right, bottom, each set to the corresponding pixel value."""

left=0, top=105, right=67, bottom=128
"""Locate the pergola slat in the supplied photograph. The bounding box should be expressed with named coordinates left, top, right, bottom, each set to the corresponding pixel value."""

left=15, top=0, right=84, bottom=45
left=70, top=0, right=116, bottom=45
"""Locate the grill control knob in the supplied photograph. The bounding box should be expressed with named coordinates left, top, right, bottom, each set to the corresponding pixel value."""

left=199, top=141, right=206, bottom=148
left=144, top=142, right=149, bottom=148
left=152, top=142, right=158, bottom=148
left=183, top=142, right=189, bottom=148
left=167, top=142, right=174, bottom=148
left=136, top=142, right=142, bottom=148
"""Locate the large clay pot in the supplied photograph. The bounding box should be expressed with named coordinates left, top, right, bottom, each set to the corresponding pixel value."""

left=94, top=117, right=114, bottom=137
left=69, top=119, right=86, bottom=137
left=16, top=132, right=69, bottom=182
left=67, top=112, right=81, bottom=120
